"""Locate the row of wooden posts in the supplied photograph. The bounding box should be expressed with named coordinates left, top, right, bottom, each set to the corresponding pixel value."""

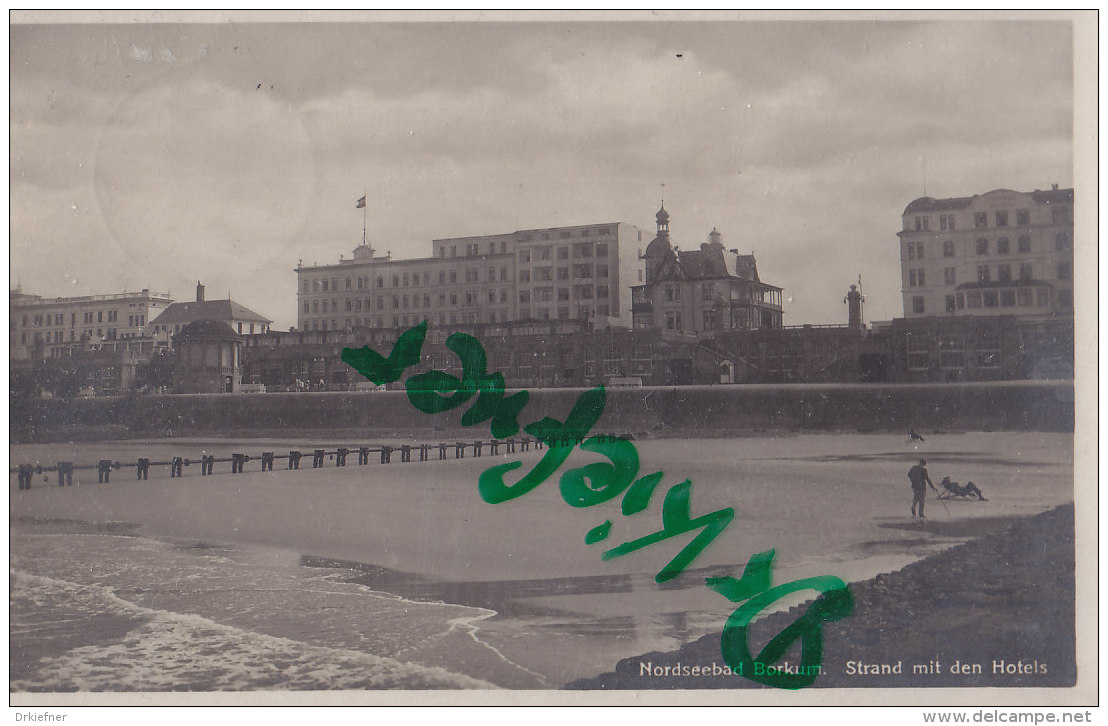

left=12, top=438, right=553, bottom=488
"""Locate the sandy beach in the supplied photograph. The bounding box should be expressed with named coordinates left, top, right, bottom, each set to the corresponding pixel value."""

left=569, top=503, right=1076, bottom=691
left=9, top=431, right=1074, bottom=692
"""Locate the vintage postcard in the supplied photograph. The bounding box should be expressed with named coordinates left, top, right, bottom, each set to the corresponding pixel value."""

left=8, top=10, right=1096, bottom=713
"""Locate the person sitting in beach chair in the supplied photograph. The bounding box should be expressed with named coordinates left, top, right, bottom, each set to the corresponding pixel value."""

left=939, top=476, right=987, bottom=501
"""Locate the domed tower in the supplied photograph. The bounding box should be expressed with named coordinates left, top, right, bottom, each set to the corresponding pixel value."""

left=643, top=202, right=674, bottom=282
left=656, top=203, right=670, bottom=238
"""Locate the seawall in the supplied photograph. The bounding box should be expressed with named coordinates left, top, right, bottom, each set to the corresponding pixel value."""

left=10, top=381, right=1074, bottom=443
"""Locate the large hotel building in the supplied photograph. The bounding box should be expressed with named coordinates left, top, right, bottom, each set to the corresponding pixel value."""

left=296, top=221, right=650, bottom=332
left=898, top=186, right=1074, bottom=323
left=9, top=287, right=174, bottom=361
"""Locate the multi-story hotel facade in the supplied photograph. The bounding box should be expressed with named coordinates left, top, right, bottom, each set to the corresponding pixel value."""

left=898, top=186, right=1074, bottom=323
left=296, top=221, right=650, bottom=332
left=9, top=287, right=174, bottom=361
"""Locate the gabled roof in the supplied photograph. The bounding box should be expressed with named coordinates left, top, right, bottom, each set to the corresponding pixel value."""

left=173, top=319, right=242, bottom=342
left=674, top=246, right=761, bottom=282
left=150, top=299, right=271, bottom=327
left=679, top=248, right=725, bottom=279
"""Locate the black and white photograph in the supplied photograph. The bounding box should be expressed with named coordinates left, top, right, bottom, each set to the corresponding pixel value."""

left=8, top=10, right=1096, bottom=713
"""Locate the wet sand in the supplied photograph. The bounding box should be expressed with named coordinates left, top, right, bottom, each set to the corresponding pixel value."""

left=9, top=432, right=1074, bottom=691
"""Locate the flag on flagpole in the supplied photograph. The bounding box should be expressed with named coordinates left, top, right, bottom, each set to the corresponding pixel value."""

left=356, top=195, right=366, bottom=209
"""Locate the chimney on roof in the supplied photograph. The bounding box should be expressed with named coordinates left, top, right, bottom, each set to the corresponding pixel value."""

left=196, top=281, right=205, bottom=302
left=1052, top=183, right=1059, bottom=190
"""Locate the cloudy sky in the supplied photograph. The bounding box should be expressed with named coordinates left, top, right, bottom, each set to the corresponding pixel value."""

left=10, top=13, right=1078, bottom=329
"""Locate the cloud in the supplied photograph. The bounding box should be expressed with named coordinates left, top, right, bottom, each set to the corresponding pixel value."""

left=9, top=19, right=1076, bottom=329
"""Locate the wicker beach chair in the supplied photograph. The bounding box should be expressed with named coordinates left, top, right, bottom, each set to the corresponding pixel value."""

left=938, top=476, right=987, bottom=501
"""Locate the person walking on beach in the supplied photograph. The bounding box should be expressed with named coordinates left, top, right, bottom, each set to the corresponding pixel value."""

left=908, top=458, right=938, bottom=518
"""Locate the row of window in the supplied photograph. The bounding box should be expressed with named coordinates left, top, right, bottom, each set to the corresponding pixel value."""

left=520, top=226, right=615, bottom=242
left=303, top=263, right=641, bottom=295
left=519, top=305, right=611, bottom=321
left=303, top=284, right=615, bottom=316
left=23, top=328, right=121, bottom=344
left=520, top=264, right=608, bottom=282
left=955, top=287, right=1072, bottom=310
left=973, top=234, right=1069, bottom=256
left=304, top=267, right=514, bottom=294
left=519, top=286, right=610, bottom=303
left=650, top=282, right=766, bottom=303
left=906, top=234, right=1070, bottom=259
left=519, top=243, right=610, bottom=263
left=432, top=227, right=620, bottom=259
left=910, top=286, right=1072, bottom=314
left=18, top=310, right=140, bottom=328
left=907, top=261, right=1071, bottom=288
left=911, top=205, right=1069, bottom=232
left=301, top=304, right=620, bottom=333
left=439, top=241, right=510, bottom=258
left=305, top=288, right=512, bottom=314
left=975, top=261, right=1071, bottom=284
left=44, top=340, right=150, bottom=359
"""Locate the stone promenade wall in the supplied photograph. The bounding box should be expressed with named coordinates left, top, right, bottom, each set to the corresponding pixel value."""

left=10, top=381, right=1074, bottom=443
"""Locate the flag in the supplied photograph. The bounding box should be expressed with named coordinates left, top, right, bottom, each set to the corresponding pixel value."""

left=356, top=195, right=366, bottom=209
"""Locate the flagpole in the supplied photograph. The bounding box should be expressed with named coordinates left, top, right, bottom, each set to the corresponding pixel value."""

left=362, top=188, right=367, bottom=246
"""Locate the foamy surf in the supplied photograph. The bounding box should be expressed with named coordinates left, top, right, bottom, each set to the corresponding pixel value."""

left=8, top=529, right=520, bottom=691
left=11, top=570, right=496, bottom=691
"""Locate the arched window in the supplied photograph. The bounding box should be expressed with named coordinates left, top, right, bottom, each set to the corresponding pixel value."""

left=943, top=240, right=955, bottom=257
left=976, top=238, right=989, bottom=255
left=1055, top=234, right=1070, bottom=251
left=997, top=237, right=1010, bottom=254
